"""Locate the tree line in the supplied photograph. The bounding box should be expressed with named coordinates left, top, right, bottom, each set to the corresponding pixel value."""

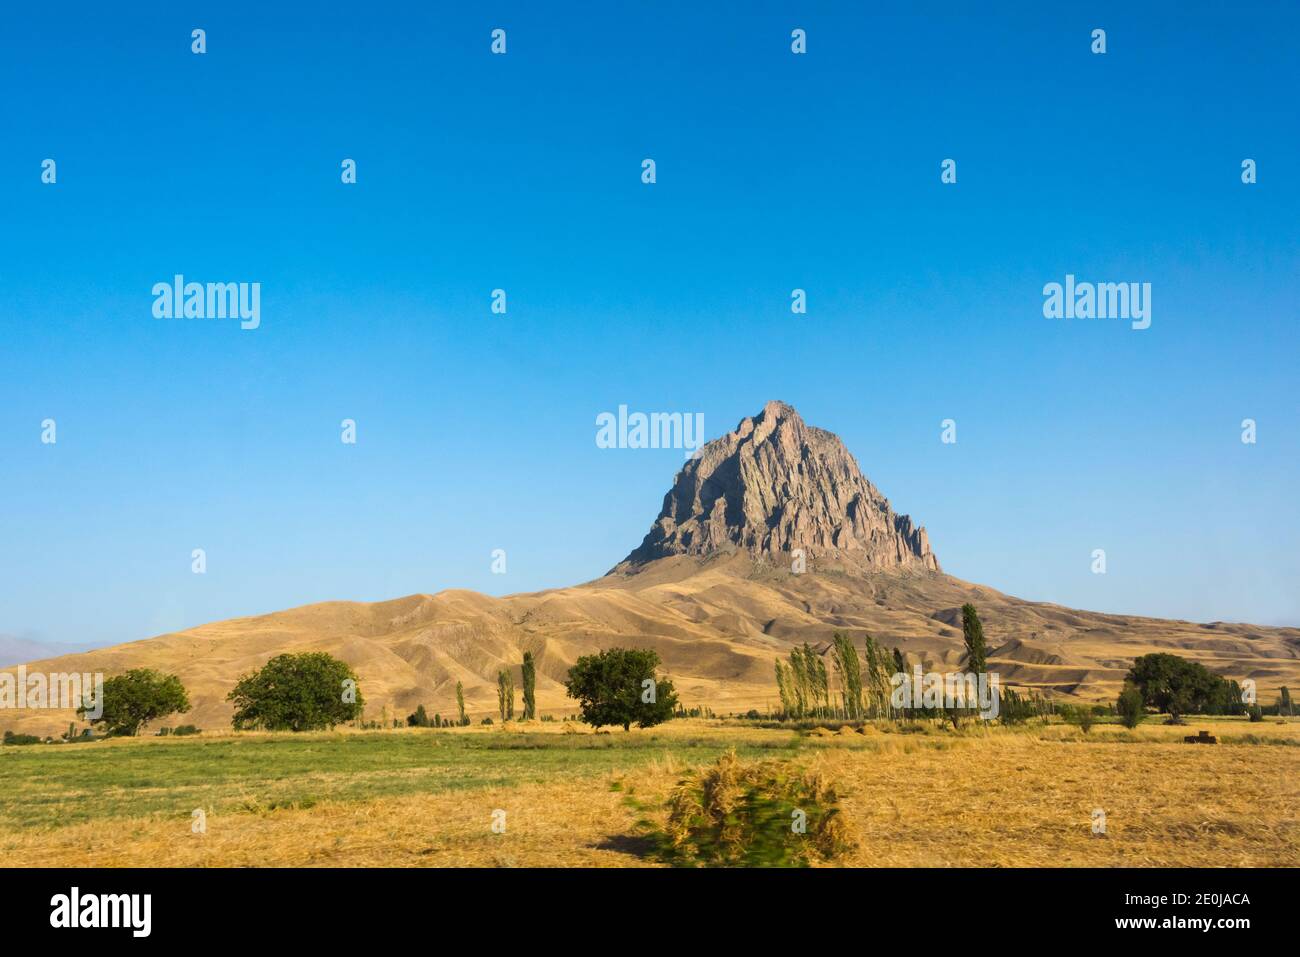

left=37, top=645, right=682, bottom=738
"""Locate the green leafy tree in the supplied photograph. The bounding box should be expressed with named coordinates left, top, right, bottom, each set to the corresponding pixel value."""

left=1116, top=685, right=1146, bottom=729
left=1279, top=686, right=1293, bottom=718
left=226, top=652, right=363, bottom=731
left=564, top=647, right=678, bottom=731
left=774, top=660, right=795, bottom=718
left=812, top=652, right=830, bottom=716
left=961, top=604, right=987, bottom=675
left=1126, top=653, right=1239, bottom=721
left=831, top=632, right=863, bottom=720
left=407, top=704, right=430, bottom=727
left=497, top=669, right=515, bottom=721
left=788, top=646, right=809, bottom=718
left=455, top=680, right=467, bottom=725
left=521, top=651, right=537, bottom=720
left=861, top=634, right=893, bottom=718
left=79, top=668, right=190, bottom=737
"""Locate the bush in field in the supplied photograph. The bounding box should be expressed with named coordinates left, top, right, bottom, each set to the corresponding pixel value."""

left=79, top=668, right=190, bottom=737
left=565, top=648, right=678, bottom=731
left=172, top=724, right=201, bottom=736
left=2, top=730, right=42, bottom=746
left=1116, top=685, right=1146, bottom=729
left=227, top=652, right=363, bottom=731
left=1061, top=705, right=1095, bottom=733
left=649, top=750, right=855, bottom=867
left=407, top=704, right=430, bottom=728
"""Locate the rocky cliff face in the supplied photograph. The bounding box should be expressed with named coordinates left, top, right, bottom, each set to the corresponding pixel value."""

left=615, top=401, right=940, bottom=573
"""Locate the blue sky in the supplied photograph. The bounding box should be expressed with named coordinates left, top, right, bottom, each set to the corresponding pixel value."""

left=1, top=1, right=1297, bottom=650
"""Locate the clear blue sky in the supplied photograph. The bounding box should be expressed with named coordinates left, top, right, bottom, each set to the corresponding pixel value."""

left=1, top=1, right=1296, bottom=651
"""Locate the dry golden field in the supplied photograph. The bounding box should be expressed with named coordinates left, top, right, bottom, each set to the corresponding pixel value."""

left=1, top=717, right=1295, bottom=867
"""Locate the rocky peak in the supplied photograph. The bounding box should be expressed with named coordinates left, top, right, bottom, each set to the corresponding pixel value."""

left=615, top=401, right=940, bottom=572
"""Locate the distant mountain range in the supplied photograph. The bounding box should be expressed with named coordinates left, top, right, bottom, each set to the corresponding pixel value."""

left=0, top=635, right=90, bottom=668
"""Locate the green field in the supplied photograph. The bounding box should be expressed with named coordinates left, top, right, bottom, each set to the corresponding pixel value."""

left=0, top=727, right=807, bottom=831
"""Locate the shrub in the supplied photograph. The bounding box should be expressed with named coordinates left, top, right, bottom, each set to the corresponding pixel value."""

left=1061, top=705, right=1096, bottom=733
left=1247, top=704, right=1264, bottom=723
left=227, top=652, right=363, bottom=731
left=2, top=730, right=41, bottom=746
left=172, top=724, right=201, bottom=736
left=648, top=751, right=855, bottom=867
left=1116, top=685, right=1146, bottom=729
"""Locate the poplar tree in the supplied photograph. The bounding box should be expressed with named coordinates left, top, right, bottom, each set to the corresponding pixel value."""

left=813, top=653, right=830, bottom=717
left=521, top=651, right=537, bottom=720
left=455, top=680, right=467, bottom=726
left=831, top=632, right=863, bottom=720
left=497, top=669, right=515, bottom=721
left=775, top=660, right=795, bottom=718
left=962, top=604, right=987, bottom=675
left=789, top=647, right=809, bottom=718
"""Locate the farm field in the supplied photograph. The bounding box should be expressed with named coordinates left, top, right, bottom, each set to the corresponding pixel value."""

left=2, top=717, right=1295, bottom=867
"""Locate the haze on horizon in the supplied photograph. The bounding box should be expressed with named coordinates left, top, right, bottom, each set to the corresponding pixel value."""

left=2, top=2, right=1297, bottom=651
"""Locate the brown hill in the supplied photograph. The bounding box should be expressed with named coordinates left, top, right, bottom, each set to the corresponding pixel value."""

left=4, top=402, right=1298, bottom=735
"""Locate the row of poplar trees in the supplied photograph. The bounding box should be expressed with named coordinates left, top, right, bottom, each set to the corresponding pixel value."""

left=497, top=651, right=538, bottom=721
left=774, top=605, right=991, bottom=721
left=774, top=633, right=899, bottom=720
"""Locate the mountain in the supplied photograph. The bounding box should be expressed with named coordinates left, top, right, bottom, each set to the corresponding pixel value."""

left=3, top=402, right=1298, bottom=735
left=616, top=401, right=938, bottom=572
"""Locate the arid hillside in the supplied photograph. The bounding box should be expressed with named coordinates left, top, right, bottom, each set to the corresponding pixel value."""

left=4, top=401, right=1297, bottom=735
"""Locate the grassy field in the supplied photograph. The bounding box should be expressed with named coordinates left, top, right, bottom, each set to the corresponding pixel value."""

left=1, top=717, right=1295, bottom=867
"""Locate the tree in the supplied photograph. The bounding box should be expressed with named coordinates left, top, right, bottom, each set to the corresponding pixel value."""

left=1278, top=686, right=1293, bottom=718
left=521, top=651, right=537, bottom=720
left=407, top=704, right=430, bottom=727
left=226, top=652, right=363, bottom=731
left=497, top=669, right=514, bottom=721
left=79, top=668, right=190, bottom=737
left=788, top=646, right=810, bottom=718
left=860, top=634, right=893, bottom=718
left=564, top=647, right=678, bottom=731
left=831, top=632, right=863, bottom=720
left=812, top=651, right=830, bottom=716
left=774, top=660, right=795, bottom=718
left=456, top=680, right=467, bottom=725
left=1116, top=685, right=1145, bottom=729
left=1125, top=653, right=1238, bottom=721
left=961, top=604, right=987, bottom=676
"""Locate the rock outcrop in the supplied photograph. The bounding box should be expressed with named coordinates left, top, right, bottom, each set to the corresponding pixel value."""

left=615, top=400, right=940, bottom=573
